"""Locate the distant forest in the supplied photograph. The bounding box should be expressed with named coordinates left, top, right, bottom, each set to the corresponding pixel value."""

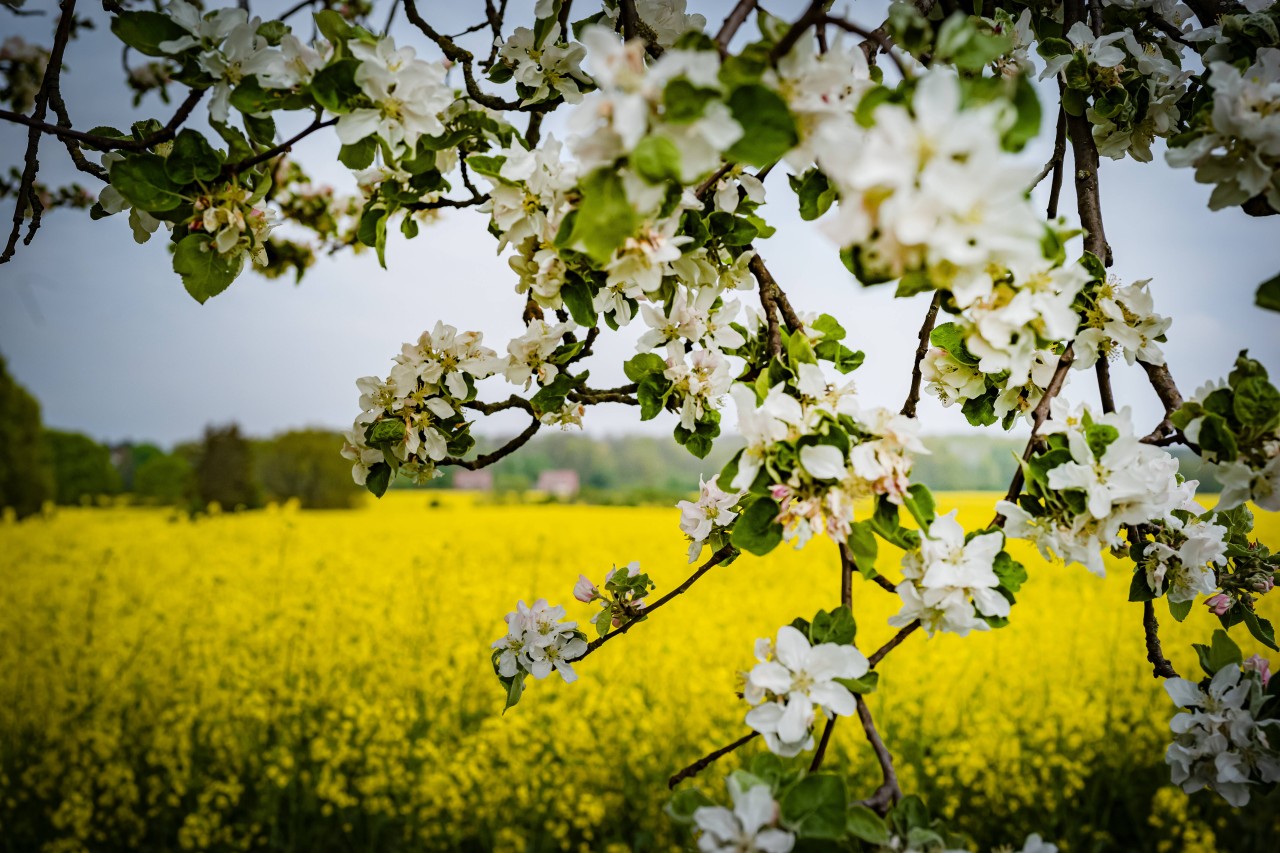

left=418, top=431, right=1222, bottom=504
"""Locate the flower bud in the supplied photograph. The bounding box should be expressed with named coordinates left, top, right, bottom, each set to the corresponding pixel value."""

left=1252, top=575, right=1275, bottom=593
left=1205, top=593, right=1231, bottom=616
left=1244, top=654, right=1272, bottom=687
left=573, top=574, right=598, bottom=603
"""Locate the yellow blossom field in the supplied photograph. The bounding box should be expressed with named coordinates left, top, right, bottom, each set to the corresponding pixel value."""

left=1, top=493, right=1278, bottom=852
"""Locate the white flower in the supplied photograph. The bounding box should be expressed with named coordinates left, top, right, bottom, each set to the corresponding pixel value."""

left=602, top=0, right=707, bottom=48
left=492, top=598, right=587, bottom=683
left=1040, top=21, right=1127, bottom=81
left=799, top=444, right=847, bottom=482
left=677, top=477, right=741, bottom=560
left=497, top=24, right=589, bottom=105
left=1216, top=455, right=1280, bottom=512
left=1144, top=516, right=1227, bottom=603
left=337, top=37, right=452, bottom=154
left=693, top=780, right=794, bottom=853
left=730, top=384, right=804, bottom=491
left=922, top=347, right=986, bottom=407
left=890, top=511, right=1009, bottom=637
left=504, top=320, right=572, bottom=388
left=744, top=625, right=868, bottom=756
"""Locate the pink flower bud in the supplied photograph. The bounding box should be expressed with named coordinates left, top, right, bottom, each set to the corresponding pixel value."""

left=1253, top=575, right=1275, bottom=593
left=1244, top=654, right=1272, bottom=687
left=573, top=574, right=597, bottom=603
left=770, top=484, right=791, bottom=501
left=1205, top=593, right=1231, bottom=616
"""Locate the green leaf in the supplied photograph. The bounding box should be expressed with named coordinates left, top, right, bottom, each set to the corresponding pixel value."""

left=166, top=130, right=222, bottom=184
left=368, top=419, right=407, bottom=445
left=837, top=670, right=880, bottom=695
left=1128, top=571, right=1155, bottom=605
left=339, top=137, right=378, bottom=170
left=846, top=805, right=891, bottom=844
left=567, top=168, right=638, bottom=266
left=665, top=787, right=714, bottom=823
left=810, top=605, right=856, bottom=645
left=624, top=352, right=667, bottom=383
left=725, top=84, right=798, bottom=168
left=310, top=59, right=362, bottom=115
left=637, top=377, right=669, bottom=421
left=993, top=551, right=1026, bottom=593
left=902, top=484, right=936, bottom=530
left=357, top=206, right=389, bottom=268
left=1243, top=610, right=1280, bottom=651
left=786, top=329, right=817, bottom=368
left=365, top=461, right=392, bottom=498
left=314, top=10, right=354, bottom=46
left=1234, top=376, right=1280, bottom=429
left=930, top=322, right=979, bottom=366
left=1205, top=629, right=1243, bottom=674
left=560, top=276, right=598, bottom=327
left=631, top=135, right=682, bottom=183
left=847, top=522, right=878, bottom=578
left=530, top=373, right=578, bottom=417
left=1168, top=597, right=1193, bottom=622
left=789, top=169, right=836, bottom=221
left=173, top=233, right=243, bottom=304
left=708, top=211, right=758, bottom=247
left=1085, top=423, right=1119, bottom=459
left=502, top=670, right=525, bottom=712
left=663, top=78, right=717, bottom=123
left=780, top=774, right=848, bottom=840
left=109, top=154, right=183, bottom=212
left=731, top=497, right=782, bottom=557
left=111, top=11, right=189, bottom=57
left=1003, top=74, right=1042, bottom=152
left=1257, top=272, right=1280, bottom=312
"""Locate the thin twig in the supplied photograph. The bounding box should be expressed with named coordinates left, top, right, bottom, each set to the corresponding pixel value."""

left=901, top=292, right=940, bottom=418
left=581, top=545, right=737, bottom=660
left=222, top=116, right=336, bottom=177
left=868, top=622, right=920, bottom=668
left=668, top=732, right=759, bottom=789
left=0, top=88, right=205, bottom=152
left=1096, top=358, right=1116, bottom=414
left=823, top=15, right=909, bottom=79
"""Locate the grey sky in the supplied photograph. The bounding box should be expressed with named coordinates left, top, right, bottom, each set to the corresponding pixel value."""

left=1, top=0, right=1276, bottom=447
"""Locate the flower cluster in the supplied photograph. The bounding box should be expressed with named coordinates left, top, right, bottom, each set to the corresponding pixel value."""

left=1072, top=276, right=1171, bottom=370
left=999, top=401, right=1197, bottom=576
left=730, top=364, right=926, bottom=549
left=815, top=70, right=1046, bottom=307
left=493, top=21, right=589, bottom=105
left=890, top=511, right=1024, bottom=637
left=573, top=561, right=654, bottom=637
left=1168, top=47, right=1280, bottom=212
left=1165, top=642, right=1280, bottom=806
left=161, top=1, right=325, bottom=123
left=1139, top=514, right=1228, bottom=605
left=337, top=36, right=452, bottom=156
left=491, top=599, right=588, bottom=686
left=743, top=623, right=868, bottom=757
left=341, top=322, right=501, bottom=491
left=0, top=35, right=50, bottom=113
left=678, top=477, right=743, bottom=563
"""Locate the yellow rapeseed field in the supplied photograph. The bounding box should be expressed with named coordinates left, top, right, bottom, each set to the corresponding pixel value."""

left=1, top=493, right=1278, bottom=852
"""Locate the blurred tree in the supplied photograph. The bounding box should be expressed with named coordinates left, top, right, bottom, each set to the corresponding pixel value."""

left=193, top=424, right=262, bottom=511
left=0, top=356, right=54, bottom=518
left=43, top=429, right=122, bottom=505
left=113, top=442, right=165, bottom=492
left=256, top=429, right=361, bottom=509
left=133, top=452, right=194, bottom=505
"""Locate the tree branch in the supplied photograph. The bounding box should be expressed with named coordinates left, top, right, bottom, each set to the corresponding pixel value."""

left=3, top=0, right=76, bottom=264
left=854, top=695, right=902, bottom=816
left=901, top=292, right=940, bottom=418
left=221, top=116, right=337, bottom=177
left=443, top=415, right=540, bottom=469
left=868, top=621, right=920, bottom=668
left=1143, top=600, right=1179, bottom=679
left=715, top=0, right=757, bottom=52
left=581, top=545, right=737, bottom=661
left=0, top=88, right=205, bottom=153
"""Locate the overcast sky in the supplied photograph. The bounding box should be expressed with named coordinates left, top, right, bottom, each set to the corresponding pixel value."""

left=1, top=0, right=1276, bottom=447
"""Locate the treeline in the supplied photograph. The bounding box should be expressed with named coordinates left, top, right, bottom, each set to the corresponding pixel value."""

left=0, top=356, right=1220, bottom=518
left=0, top=357, right=360, bottom=517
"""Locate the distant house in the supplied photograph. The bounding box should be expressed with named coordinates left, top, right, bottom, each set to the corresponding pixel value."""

left=452, top=470, right=494, bottom=491
left=535, top=469, right=579, bottom=499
